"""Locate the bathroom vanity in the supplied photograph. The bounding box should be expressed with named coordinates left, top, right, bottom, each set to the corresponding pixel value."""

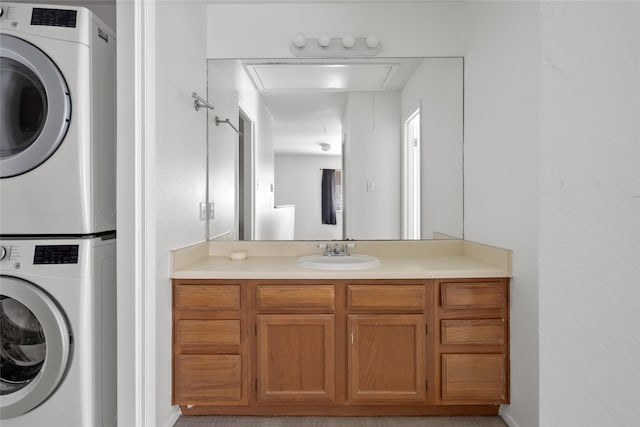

left=171, top=240, right=511, bottom=416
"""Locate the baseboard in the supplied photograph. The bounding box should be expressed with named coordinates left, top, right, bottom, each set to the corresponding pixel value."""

left=499, top=406, right=521, bottom=427
left=161, top=406, right=181, bottom=427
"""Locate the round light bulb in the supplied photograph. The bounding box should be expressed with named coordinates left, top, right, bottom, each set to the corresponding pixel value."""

left=342, top=35, right=355, bottom=49
left=292, top=33, right=306, bottom=49
left=366, top=35, right=380, bottom=49
left=318, top=33, right=332, bottom=48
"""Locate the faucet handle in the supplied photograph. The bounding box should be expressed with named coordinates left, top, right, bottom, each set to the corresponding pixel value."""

left=346, top=243, right=356, bottom=249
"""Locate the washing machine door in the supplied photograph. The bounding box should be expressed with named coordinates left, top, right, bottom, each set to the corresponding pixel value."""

left=0, top=34, right=72, bottom=178
left=0, top=276, right=72, bottom=419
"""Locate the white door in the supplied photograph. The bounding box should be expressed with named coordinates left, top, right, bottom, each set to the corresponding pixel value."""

left=0, top=276, right=71, bottom=419
left=0, top=34, right=71, bottom=178
left=403, top=109, right=421, bottom=239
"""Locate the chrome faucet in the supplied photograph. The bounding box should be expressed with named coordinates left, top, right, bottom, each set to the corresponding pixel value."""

left=319, top=242, right=356, bottom=257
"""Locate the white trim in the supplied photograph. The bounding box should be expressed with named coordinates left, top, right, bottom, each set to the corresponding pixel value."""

left=499, top=406, right=521, bottom=427
left=161, top=406, right=182, bottom=427
left=135, top=0, right=158, bottom=425
left=238, top=104, right=256, bottom=241
left=133, top=0, right=145, bottom=423
left=116, top=0, right=136, bottom=425
left=401, top=106, right=421, bottom=240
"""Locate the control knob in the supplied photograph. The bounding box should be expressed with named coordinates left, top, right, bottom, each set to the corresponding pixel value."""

left=0, top=246, right=7, bottom=261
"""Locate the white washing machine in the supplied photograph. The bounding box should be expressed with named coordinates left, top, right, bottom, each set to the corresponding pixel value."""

left=0, top=3, right=116, bottom=236
left=0, top=235, right=116, bottom=426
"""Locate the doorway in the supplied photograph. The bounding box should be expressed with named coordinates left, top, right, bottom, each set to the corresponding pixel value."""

left=403, top=109, right=421, bottom=240
left=238, top=108, right=254, bottom=240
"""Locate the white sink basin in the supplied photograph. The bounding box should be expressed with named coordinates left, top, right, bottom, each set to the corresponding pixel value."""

left=296, top=254, right=381, bottom=271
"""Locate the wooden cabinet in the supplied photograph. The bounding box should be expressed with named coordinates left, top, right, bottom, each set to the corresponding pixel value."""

left=173, top=277, right=509, bottom=415
left=436, top=279, right=509, bottom=405
left=172, top=280, right=248, bottom=406
left=175, top=354, right=243, bottom=404
left=441, top=354, right=506, bottom=401
left=256, top=314, right=335, bottom=401
left=348, top=314, right=425, bottom=402
left=254, top=283, right=336, bottom=402
left=345, top=283, right=428, bottom=403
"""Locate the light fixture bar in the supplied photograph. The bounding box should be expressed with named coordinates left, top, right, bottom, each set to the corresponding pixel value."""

left=290, top=35, right=381, bottom=58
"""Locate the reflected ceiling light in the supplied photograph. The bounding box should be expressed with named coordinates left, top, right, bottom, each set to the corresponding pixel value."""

left=318, top=142, right=331, bottom=152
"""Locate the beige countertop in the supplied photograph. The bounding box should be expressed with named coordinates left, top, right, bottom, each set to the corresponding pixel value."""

left=171, top=239, right=512, bottom=280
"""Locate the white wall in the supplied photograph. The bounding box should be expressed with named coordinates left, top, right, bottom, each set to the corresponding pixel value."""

left=463, top=3, right=540, bottom=427
left=208, top=60, right=240, bottom=239
left=275, top=153, right=343, bottom=240
left=115, top=2, right=640, bottom=427
left=207, top=2, right=463, bottom=58
left=343, top=91, right=401, bottom=239
left=539, top=2, right=640, bottom=427
left=207, top=60, right=277, bottom=240
left=154, top=2, right=208, bottom=426
left=237, top=66, right=278, bottom=241
left=401, top=58, right=463, bottom=239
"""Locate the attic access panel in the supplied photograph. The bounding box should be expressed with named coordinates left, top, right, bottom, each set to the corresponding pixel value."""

left=245, top=63, right=398, bottom=91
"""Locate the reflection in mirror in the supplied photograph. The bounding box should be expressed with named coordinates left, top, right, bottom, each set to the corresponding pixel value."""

left=206, top=57, right=463, bottom=241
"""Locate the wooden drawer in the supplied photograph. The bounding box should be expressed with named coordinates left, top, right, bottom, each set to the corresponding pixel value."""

left=441, top=319, right=505, bottom=345
left=347, top=285, right=424, bottom=311
left=176, top=320, right=241, bottom=346
left=440, top=282, right=506, bottom=309
left=175, top=284, right=240, bottom=311
left=256, top=285, right=335, bottom=312
left=174, top=354, right=244, bottom=404
left=441, top=354, right=506, bottom=402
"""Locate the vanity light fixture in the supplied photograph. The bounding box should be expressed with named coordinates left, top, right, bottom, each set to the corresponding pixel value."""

left=318, top=33, right=332, bottom=48
left=342, top=35, right=355, bottom=49
left=290, top=33, right=382, bottom=57
left=366, top=35, right=380, bottom=49
left=292, top=32, right=307, bottom=49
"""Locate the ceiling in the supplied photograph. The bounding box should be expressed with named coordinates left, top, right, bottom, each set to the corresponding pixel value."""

left=242, top=59, right=422, bottom=156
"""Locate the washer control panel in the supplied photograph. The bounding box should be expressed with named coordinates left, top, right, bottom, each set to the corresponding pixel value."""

left=34, top=245, right=79, bottom=264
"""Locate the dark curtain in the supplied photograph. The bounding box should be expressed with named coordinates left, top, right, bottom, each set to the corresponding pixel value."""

left=321, top=169, right=337, bottom=225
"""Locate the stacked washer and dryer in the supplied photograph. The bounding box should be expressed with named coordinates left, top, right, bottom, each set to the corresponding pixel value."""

left=0, top=3, right=117, bottom=426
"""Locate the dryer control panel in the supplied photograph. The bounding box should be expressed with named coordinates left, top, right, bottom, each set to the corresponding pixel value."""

left=31, top=7, right=77, bottom=28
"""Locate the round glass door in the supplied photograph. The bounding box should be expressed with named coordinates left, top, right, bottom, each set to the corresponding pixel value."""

left=0, top=297, right=47, bottom=394
left=0, top=276, right=71, bottom=419
left=0, top=34, right=71, bottom=178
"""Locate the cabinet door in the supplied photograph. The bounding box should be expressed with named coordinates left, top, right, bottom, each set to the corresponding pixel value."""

left=174, top=354, right=246, bottom=405
left=348, top=315, right=425, bottom=402
left=256, top=314, right=335, bottom=402
left=441, top=354, right=506, bottom=403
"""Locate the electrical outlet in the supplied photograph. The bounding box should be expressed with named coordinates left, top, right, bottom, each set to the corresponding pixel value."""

left=199, top=202, right=206, bottom=221
left=366, top=181, right=375, bottom=192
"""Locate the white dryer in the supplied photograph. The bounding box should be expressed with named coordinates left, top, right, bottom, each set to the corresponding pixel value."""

left=0, top=235, right=116, bottom=426
left=0, top=3, right=116, bottom=236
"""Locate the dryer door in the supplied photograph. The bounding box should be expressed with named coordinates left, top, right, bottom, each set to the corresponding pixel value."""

left=0, top=276, right=72, bottom=420
left=0, top=34, right=71, bottom=178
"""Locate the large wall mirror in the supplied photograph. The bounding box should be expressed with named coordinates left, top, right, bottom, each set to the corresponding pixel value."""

left=207, top=57, right=463, bottom=241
